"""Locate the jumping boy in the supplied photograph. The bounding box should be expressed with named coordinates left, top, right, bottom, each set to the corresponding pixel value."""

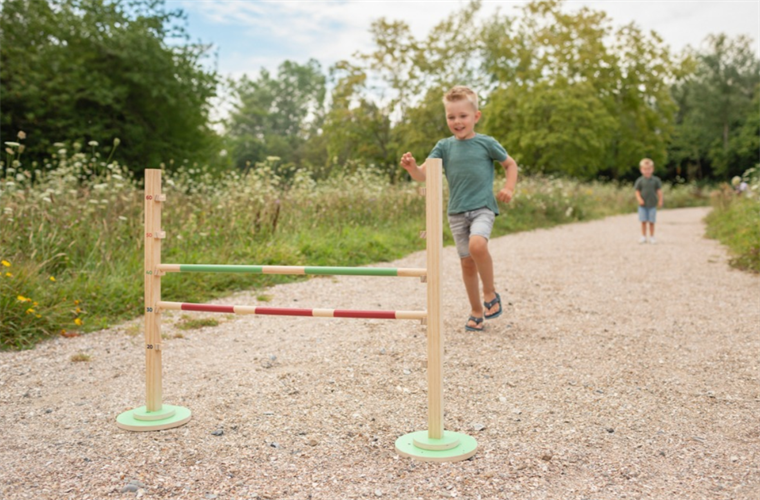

left=400, top=85, right=518, bottom=332
left=634, top=158, right=663, bottom=244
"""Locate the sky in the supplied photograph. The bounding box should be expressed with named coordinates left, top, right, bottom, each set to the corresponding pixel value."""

left=167, top=0, right=760, bottom=116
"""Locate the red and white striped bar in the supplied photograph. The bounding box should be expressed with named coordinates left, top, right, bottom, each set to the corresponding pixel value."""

left=159, top=301, right=426, bottom=320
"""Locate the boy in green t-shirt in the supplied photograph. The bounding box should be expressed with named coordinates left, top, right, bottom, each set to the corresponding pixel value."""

left=400, top=86, right=518, bottom=332
left=634, top=158, right=663, bottom=244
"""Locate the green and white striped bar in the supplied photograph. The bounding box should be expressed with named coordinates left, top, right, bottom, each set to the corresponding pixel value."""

left=158, top=264, right=426, bottom=278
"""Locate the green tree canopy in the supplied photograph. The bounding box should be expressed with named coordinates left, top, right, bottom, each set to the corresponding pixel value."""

left=668, top=34, right=760, bottom=180
left=482, top=0, right=679, bottom=179
left=0, top=0, right=219, bottom=173
left=226, top=59, right=326, bottom=173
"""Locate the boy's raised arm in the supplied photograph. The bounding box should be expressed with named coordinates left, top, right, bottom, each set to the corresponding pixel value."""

left=497, top=156, right=518, bottom=203
left=400, top=152, right=427, bottom=182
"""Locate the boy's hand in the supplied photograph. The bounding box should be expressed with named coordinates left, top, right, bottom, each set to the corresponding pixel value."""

left=497, top=187, right=513, bottom=203
left=400, top=152, right=418, bottom=172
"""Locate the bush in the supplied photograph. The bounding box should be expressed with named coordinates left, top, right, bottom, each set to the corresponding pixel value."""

left=705, top=167, right=760, bottom=273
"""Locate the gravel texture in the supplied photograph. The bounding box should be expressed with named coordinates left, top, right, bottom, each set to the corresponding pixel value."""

left=1, top=206, right=759, bottom=499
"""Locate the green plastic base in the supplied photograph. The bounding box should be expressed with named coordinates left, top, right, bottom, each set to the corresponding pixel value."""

left=395, top=430, right=478, bottom=462
left=116, top=404, right=191, bottom=431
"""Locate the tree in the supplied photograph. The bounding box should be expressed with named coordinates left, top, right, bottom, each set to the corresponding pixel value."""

left=733, top=87, right=760, bottom=169
left=226, top=59, right=326, bottom=173
left=0, top=0, right=219, bottom=173
left=319, top=62, right=394, bottom=177
left=482, top=0, right=678, bottom=179
left=669, top=35, right=760, bottom=180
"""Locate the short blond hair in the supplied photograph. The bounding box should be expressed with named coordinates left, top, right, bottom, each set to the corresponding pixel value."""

left=639, top=158, right=654, bottom=169
left=443, top=86, right=478, bottom=111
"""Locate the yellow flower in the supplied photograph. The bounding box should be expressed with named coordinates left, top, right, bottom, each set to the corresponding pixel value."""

left=74, top=318, right=83, bottom=326
left=35, top=314, right=41, bottom=318
left=74, top=300, right=80, bottom=305
left=33, top=302, right=38, bottom=306
left=5, top=272, right=12, bottom=277
left=26, top=308, right=35, bottom=314
left=17, top=295, right=31, bottom=302
left=1, top=260, right=10, bottom=267
left=49, top=276, right=56, bottom=282
left=75, top=307, right=82, bottom=313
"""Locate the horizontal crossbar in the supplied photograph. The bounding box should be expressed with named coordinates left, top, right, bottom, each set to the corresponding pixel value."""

left=158, top=264, right=426, bottom=278
left=158, top=301, right=427, bottom=320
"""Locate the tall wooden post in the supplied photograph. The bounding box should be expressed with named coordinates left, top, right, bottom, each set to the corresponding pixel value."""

left=144, top=168, right=163, bottom=411
left=426, top=158, right=444, bottom=439
left=395, top=159, right=478, bottom=462
left=116, top=169, right=191, bottom=431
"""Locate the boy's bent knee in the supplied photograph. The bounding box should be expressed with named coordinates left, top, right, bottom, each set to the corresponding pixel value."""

left=460, top=256, right=477, bottom=270
left=468, top=236, right=489, bottom=257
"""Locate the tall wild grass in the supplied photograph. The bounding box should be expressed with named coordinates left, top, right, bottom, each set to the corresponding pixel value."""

left=705, top=167, right=760, bottom=273
left=1, top=138, right=709, bottom=349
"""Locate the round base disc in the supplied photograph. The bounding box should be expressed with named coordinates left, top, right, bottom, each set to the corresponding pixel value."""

left=116, top=405, right=191, bottom=431
left=395, top=431, right=478, bottom=462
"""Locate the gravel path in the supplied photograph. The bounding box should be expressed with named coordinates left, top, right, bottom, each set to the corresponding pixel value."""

left=1, top=206, right=759, bottom=500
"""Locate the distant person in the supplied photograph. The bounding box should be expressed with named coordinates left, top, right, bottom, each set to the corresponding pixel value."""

left=634, top=158, right=663, bottom=244
left=400, top=85, right=518, bottom=332
left=732, top=176, right=749, bottom=195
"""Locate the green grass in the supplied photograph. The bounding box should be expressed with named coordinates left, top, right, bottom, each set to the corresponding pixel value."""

left=705, top=182, right=760, bottom=273
left=175, top=317, right=221, bottom=330
left=1, top=152, right=710, bottom=350
left=70, top=352, right=91, bottom=362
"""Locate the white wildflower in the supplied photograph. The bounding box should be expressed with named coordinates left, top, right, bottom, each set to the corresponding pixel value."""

left=118, top=216, right=128, bottom=221
left=5, top=141, right=20, bottom=147
left=88, top=140, right=98, bottom=147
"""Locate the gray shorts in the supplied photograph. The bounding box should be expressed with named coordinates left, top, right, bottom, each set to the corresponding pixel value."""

left=638, top=206, right=657, bottom=223
left=447, top=207, right=496, bottom=258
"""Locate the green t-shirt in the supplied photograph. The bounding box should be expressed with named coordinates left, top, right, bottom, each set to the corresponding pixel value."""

left=634, top=175, right=662, bottom=208
left=428, top=134, right=508, bottom=215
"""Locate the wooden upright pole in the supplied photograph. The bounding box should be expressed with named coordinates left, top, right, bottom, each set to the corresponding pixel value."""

left=426, top=158, right=444, bottom=439
left=144, top=169, right=163, bottom=411
left=116, top=169, right=191, bottom=431
left=395, top=158, right=477, bottom=461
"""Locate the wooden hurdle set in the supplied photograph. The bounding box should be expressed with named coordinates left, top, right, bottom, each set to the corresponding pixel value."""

left=116, top=159, right=478, bottom=462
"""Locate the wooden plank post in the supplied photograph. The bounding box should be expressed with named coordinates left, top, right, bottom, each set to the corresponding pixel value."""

left=144, top=169, right=162, bottom=412
left=116, top=169, right=191, bottom=431
left=426, top=158, right=444, bottom=440
left=394, top=158, right=477, bottom=461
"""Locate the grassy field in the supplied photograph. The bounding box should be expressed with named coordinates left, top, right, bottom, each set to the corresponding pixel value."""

left=1, top=148, right=710, bottom=349
left=705, top=168, right=760, bottom=273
